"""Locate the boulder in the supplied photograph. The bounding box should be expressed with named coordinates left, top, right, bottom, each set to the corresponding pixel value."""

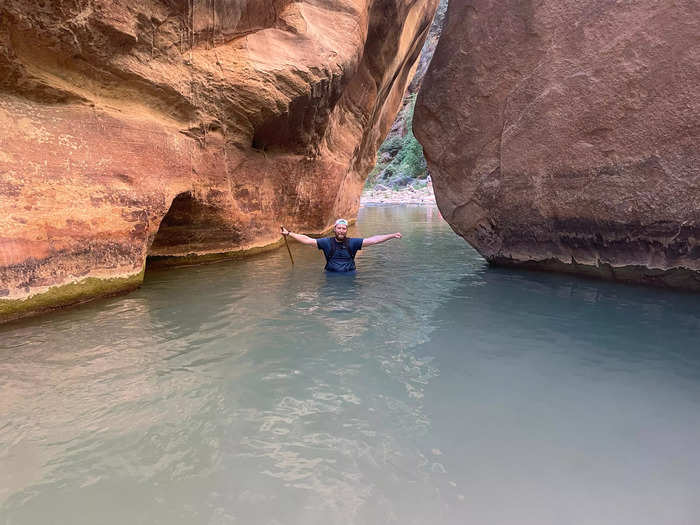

left=390, top=175, right=413, bottom=188
left=415, top=0, right=700, bottom=290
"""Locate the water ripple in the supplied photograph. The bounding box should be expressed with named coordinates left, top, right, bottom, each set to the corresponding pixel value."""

left=1, top=206, right=700, bottom=525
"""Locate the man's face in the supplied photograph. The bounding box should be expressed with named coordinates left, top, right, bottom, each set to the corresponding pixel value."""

left=334, top=223, right=348, bottom=241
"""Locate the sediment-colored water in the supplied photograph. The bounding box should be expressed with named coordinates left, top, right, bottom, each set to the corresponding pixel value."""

left=2, top=205, right=699, bottom=524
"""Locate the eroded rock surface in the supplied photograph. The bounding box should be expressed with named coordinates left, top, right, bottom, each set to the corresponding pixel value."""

left=415, top=0, right=700, bottom=290
left=0, top=0, right=437, bottom=321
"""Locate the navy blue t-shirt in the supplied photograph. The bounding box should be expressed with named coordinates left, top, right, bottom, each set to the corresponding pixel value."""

left=316, top=237, right=363, bottom=272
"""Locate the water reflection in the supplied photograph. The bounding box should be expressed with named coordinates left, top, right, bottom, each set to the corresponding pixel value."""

left=414, top=266, right=700, bottom=524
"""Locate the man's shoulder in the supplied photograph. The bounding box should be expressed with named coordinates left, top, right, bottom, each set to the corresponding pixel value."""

left=316, top=237, right=330, bottom=249
left=350, top=237, right=363, bottom=250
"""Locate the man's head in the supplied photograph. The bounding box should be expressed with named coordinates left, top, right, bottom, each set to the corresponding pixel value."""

left=333, top=218, right=348, bottom=241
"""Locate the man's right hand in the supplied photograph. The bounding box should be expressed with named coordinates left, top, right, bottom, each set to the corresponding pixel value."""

left=280, top=226, right=290, bottom=236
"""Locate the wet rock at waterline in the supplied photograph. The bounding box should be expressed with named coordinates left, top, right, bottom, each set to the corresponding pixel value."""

left=0, top=0, right=438, bottom=321
left=414, top=0, right=700, bottom=290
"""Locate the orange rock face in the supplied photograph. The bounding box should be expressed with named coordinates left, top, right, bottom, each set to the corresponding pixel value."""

left=415, top=0, right=700, bottom=290
left=0, top=0, right=437, bottom=320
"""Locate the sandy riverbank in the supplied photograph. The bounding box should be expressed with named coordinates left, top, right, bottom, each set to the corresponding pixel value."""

left=360, top=182, right=436, bottom=206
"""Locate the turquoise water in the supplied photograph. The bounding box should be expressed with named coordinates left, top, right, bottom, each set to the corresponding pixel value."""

left=1, top=205, right=700, bottom=524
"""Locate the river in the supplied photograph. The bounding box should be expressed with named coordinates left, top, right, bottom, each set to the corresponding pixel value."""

left=2, top=205, right=700, bottom=524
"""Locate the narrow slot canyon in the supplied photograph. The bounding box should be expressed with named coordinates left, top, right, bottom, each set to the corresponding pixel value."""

left=1, top=1, right=699, bottom=523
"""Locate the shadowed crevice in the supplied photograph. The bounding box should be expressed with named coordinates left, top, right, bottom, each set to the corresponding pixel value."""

left=148, top=191, right=242, bottom=257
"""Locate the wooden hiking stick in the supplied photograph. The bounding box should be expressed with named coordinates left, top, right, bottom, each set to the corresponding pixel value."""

left=281, top=226, right=294, bottom=265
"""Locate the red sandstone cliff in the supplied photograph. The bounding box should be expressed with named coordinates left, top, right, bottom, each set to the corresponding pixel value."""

left=0, top=0, right=438, bottom=321
left=415, top=0, right=700, bottom=290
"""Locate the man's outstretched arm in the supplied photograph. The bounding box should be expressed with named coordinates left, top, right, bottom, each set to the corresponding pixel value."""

left=281, top=226, right=318, bottom=246
left=361, top=232, right=402, bottom=247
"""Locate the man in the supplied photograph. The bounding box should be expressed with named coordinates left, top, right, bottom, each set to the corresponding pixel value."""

left=280, top=219, right=402, bottom=272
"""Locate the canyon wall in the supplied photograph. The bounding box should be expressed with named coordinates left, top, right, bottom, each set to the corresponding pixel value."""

left=415, top=0, right=700, bottom=290
left=0, top=0, right=438, bottom=321
left=364, top=0, right=446, bottom=191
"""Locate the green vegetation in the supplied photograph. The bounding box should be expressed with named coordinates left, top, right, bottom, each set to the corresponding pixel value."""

left=379, top=135, right=404, bottom=156
left=365, top=94, right=428, bottom=190
left=0, top=268, right=145, bottom=323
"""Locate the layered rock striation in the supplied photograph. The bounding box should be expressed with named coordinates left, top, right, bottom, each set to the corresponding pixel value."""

left=415, top=0, right=700, bottom=290
left=0, top=0, right=437, bottom=321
